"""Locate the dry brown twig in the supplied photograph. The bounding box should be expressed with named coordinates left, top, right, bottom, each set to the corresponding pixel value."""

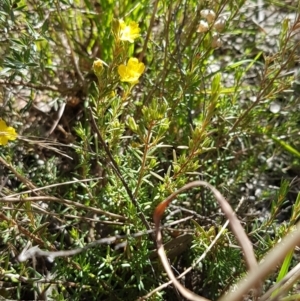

left=0, top=156, right=38, bottom=192
left=16, top=216, right=193, bottom=263
left=0, top=79, right=60, bottom=92
left=0, top=195, right=126, bottom=220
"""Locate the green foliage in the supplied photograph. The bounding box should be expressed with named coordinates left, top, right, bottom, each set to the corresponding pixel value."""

left=0, top=0, right=300, bottom=300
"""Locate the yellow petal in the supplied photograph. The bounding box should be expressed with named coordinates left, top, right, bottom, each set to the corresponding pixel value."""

left=6, top=127, right=17, bottom=140
left=0, top=119, right=17, bottom=145
left=127, top=57, right=139, bottom=68
left=128, top=21, right=141, bottom=37
left=0, top=137, right=8, bottom=145
left=118, top=64, right=128, bottom=80
left=136, top=62, right=145, bottom=74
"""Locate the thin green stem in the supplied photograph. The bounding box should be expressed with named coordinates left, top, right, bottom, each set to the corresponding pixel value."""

left=133, top=123, right=154, bottom=198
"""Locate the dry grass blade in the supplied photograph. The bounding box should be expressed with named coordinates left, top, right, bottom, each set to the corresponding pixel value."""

left=220, top=224, right=300, bottom=301
left=0, top=195, right=126, bottom=220
left=0, top=156, right=38, bottom=191
left=153, top=180, right=258, bottom=301
left=7, top=177, right=104, bottom=198
left=259, top=263, right=300, bottom=301
left=19, top=137, right=74, bottom=159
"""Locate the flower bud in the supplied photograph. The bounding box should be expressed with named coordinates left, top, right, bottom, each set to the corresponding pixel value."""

left=200, top=9, right=216, bottom=24
left=93, top=59, right=104, bottom=78
left=214, top=16, right=227, bottom=32
left=127, top=116, right=138, bottom=132
left=197, top=20, right=209, bottom=33
left=211, top=33, right=222, bottom=48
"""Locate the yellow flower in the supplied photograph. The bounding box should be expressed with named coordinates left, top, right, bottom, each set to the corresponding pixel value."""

left=119, top=19, right=141, bottom=43
left=118, top=58, right=145, bottom=84
left=0, top=119, right=17, bottom=146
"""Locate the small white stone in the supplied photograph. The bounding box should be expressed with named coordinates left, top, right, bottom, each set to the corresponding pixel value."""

left=37, top=159, right=45, bottom=165
left=269, top=101, right=281, bottom=113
